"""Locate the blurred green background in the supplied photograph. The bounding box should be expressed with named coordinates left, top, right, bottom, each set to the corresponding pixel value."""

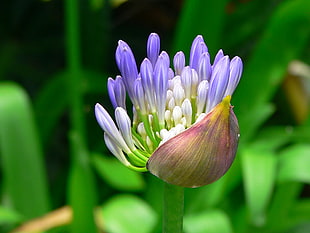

left=0, top=0, right=309, bottom=232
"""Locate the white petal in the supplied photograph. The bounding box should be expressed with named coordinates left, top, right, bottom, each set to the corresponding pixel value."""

left=104, top=133, right=130, bottom=166
left=95, top=104, right=131, bottom=153
left=172, top=106, right=182, bottom=125
left=115, top=107, right=136, bottom=151
left=181, top=98, right=192, bottom=127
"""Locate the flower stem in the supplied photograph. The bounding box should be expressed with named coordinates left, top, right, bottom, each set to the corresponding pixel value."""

left=163, top=182, right=184, bottom=233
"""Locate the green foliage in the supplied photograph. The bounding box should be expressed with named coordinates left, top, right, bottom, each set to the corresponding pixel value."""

left=233, top=0, right=310, bottom=141
left=92, top=153, right=145, bottom=191
left=277, top=144, right=310, bottom=183
left=0, top=206, right=23, bottom=225
left=184, top=210, right=233, bottom=233
left=0, top=0, right=309, bottom=232
left=100, top=194, right=157, bottom=233
left=0, top=83, right=50, bottom=219
left=241, top=148, right=277, bottom=226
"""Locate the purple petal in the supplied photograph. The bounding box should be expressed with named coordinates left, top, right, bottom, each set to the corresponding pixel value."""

left=107, top=77, right=117, bottom=109
left=198, top=52, right=212, bottom=82
left=173, top=51, right=185, bottom=75
left=140, top=58, right=156, bottom=111
left=154, top=53, right=169, bottom=126
left=159, top=51, right=170, bottom=67
left=213, top=49, right=224, bottom=67
left=117, top=44, right=138, bottom=100
left=224, top=56, right=243, bottom=96
left=190, top=35, right=208, bottom=70
left=134, top=78, right=147, bottom=114
left=115, top=40, right=132, bottom=70
left=147, top=33, right=160, bottom=67
left=107, top=76, right=126, bottom=110
left=207, top=56, right=230, bottom=112
left=114, top=76, right=127, bottom=109
left=168, top=68, right=175, bottom=80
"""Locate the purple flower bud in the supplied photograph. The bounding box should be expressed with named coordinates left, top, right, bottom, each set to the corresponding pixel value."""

left=140, top=58, right=156, bottom=111
left=225, top=56, right=243, bottom=97
left=114, top=76, right=127, bottom=110
left=147, top=33, right=160, bottom=67
left=190, top=35, right=208, bottom=70
left=159, top=51, right=170, bottom=67
left=107, top=77, right=117, bottom=109
left=213, top=49, right=224, bottom=67
left=96, top=33, right=243, bottom=184
left=108, top=76, right=126, bottom=110
left=116, top=41, right=138, bottom=100
left=198, top=52, right=212, bottom=82
left=181, top=66, right=192, bottom=100
left=115, top=40, right=132, bottom=69
left=207, top=56, right=230, bottom=112
left=173, top=51, right=185, bottom=75
left=95, top=104, right=132, bottom=154
left=154, top=53, right=169, bottom=127
left=134, top=78, right=147, bottom=115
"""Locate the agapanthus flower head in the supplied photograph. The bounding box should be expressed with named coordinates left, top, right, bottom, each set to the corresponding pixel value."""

left=95, top=33, right=243, bottom=187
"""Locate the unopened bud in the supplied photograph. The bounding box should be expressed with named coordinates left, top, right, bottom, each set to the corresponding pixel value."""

left=147, top=96, right=239, bottom=188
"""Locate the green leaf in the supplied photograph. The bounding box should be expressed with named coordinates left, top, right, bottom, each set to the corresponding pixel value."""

left=0, top=82, right=50, bottom=219
left=100, top=195, right=157, bottom=233
left=34, top=71, right=69, bottom=146
left=172, top=0, right=228, bottom=55
left=234, top=0, right=310, bottom=139
left=250, top=126, right=293, bottom=152
left=291, top=126, right=310, bottom=144
left=92, top=154, right=145, bottom=191
left=289, top=199, right=310, bottom=229
left=0, top=206, right=23, bottom=225
left=184, top=210, right=233, bottom=233
left=266, top=183, right=304, bottom=232
left=277, top=144, right=310, bottom=183
left=34, top=69, right=106, bottom=146
left=237, top=103, right=275, bottom=143
left=241, top=147, right=277, bottom=226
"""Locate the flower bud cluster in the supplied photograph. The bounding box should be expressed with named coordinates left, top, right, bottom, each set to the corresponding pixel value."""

left=95, top=33, right=243, bottom=187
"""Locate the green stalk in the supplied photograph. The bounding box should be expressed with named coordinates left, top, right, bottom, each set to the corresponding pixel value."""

left=163, top=182, right=184, bottom=233
left=66, top=0, right=83, bottom=136
left=65, top=0, right=97, bottom=232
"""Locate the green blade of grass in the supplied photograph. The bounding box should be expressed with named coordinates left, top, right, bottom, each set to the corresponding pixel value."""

left=34, top=72, right=69, bottom=146
left=277, top=144, right=310, bottom=184
left=266, top=182, right=303, bottom=232
left=0, top=82, right=50, bottom=219
left=184, top=210, right=233, bottom=233
left=241, top=147, right=277, bottom=226
left=99, top=194, right=157, bottom=233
